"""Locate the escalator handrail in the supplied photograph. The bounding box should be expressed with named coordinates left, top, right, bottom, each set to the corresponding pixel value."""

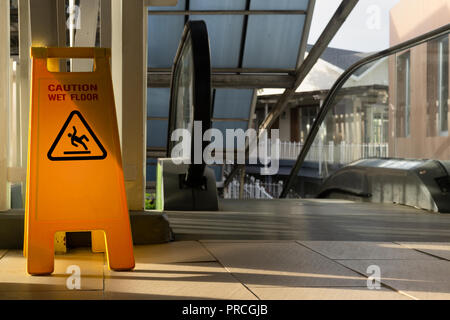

left=280, top=23, right=450, bottom=198
left=167, top=21, right=212, bottom=187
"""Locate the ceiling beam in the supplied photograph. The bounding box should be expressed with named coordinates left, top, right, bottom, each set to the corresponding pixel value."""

left=148, top=73, right=295, bottom=89
left=148, top=10, right=307, bottom=15
left=295, top=0, right=316, bottom=69
left=148, top=67, right=295, bottom=74
left=144, top=0, right=178, bottom=6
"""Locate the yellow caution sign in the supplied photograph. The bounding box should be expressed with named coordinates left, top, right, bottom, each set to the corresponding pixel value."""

left=24, top=47, right=135, bottom=275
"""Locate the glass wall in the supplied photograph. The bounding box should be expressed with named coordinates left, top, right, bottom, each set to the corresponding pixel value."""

left=426, top=35, right=449, bottom=137
left=285, top=31, right=450, bottom=197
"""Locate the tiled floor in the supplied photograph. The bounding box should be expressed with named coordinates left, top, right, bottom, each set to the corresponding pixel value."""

left=201, top=241, right=367, bottom=288
left=1, top=240, right=449, bottom=299
left=396, top=242, right=450, bottom=260
left=2, top=200, right=450, bottom=299
left=167, top=199, right=450, bottom=242
left=0, top=249, right=104, bottom=293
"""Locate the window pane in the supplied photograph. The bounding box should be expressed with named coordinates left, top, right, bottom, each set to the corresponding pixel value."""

left=438, top=36, right=449, bottom=135
left=147, top=120, right=168, bottom=147
left=396, top=51, right=410, bottom=137
left=147, top=88, right=170, bottom=118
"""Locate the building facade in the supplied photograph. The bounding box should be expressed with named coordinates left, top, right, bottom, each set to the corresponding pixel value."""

left=389, top=0, right=449, bottom=160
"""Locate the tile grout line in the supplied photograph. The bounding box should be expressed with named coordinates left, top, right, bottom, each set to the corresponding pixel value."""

left=0, top=250, right=8, bottom=260
left=393, top=242, right=450, bottom=261
left=294, top=241, right=419, bottom=300
left=333, top=258, right=439, bottom=261
left=197, top=241, right=261, bottom=300
left=102, top=252, right=106, bottom=299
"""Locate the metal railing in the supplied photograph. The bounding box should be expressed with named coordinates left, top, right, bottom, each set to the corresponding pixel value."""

left=260, top=139, right=388, bottom=163
left=224, top=176, right=283, bottom=200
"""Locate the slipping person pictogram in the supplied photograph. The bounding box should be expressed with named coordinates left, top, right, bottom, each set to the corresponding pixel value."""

left=68, top=126, right=89, bottom=150
left=47, top=110, right=107, bottom=161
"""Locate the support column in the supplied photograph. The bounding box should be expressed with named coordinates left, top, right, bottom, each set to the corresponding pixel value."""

left=28, top=0, right=67, bottom=252
left=0, top=1, right=11, bottom=211
left=29, top=0, right=65, bottom=46
left=100, top=0, right=112, bottom=48
left=112, top=0, right=147, bottom=210
left=18, top=0, right=32, bottom=205
left=29, top=0, right=66, bottom=70
left=72, top=0, right=100, bottom=71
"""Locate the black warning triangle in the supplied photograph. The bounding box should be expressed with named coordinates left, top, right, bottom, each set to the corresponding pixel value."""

left=47, top=110, right=107, bottom=161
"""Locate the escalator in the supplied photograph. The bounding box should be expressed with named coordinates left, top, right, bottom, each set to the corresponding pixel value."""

left=158, top=23, right=450, bottom=241
left=157, top=21, right=449, bottom=217
left=156, top=21, right=218, bottom=211
left=280, top=23, right=450, bottom=214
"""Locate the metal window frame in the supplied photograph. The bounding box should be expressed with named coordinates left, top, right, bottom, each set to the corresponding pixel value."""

left=147, top=2, right=315, bottom=89
left=148, top=10, right=307, bottom=16
left=396, top=50, right=411, bottom=138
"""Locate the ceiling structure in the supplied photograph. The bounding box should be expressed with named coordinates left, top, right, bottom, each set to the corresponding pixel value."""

left=146, top=0, right=316, bottom=181
left=7, top=0, right=360, bottom=184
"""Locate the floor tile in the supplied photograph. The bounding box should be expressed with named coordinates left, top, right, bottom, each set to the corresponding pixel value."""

left=251, top=287, right=411, bottom=300
left=170, top=199, right=450, bottom=242
left=200, top=240, right=295, bottom=244
left=397, top=242, right=450, bottom=260
left=133, top=241, right=216, bottom=264
left=104, top=262, right=256, bottom=300
left=202, top=242, right=366, bottom=288
left=0, top=250, right=7, bottom=259
left=338, top=259, right=450, bottom=300
left=0, top=290, right=104, bottom=300
left=0, top=249, right=104, bottom=292
left=298, top=241, right=436, bottom=260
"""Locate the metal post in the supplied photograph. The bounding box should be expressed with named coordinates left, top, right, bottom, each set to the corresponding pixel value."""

left=0, top=0, right=10, bottom=211
left=239, top=166, right=245, bottom=199
left=318, top=138, right=322, bottom=177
